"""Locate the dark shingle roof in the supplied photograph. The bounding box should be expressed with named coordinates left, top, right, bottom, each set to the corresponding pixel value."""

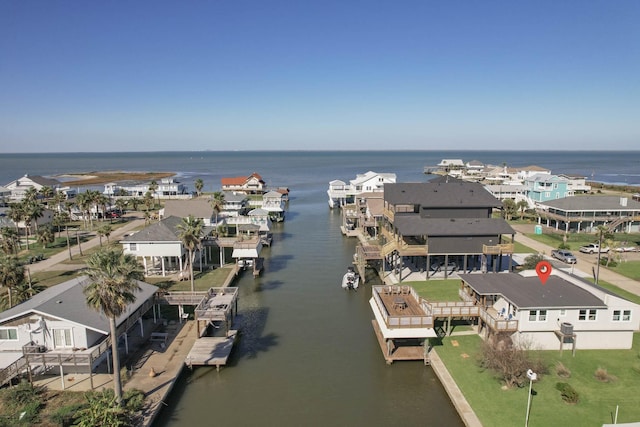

left=0, top=276, right=158, bottom=334
left=122, top=216, right=183, bottom=242
left=385, top=181, right=503, bottom=208
left=394, top=217, right=514, bottom=237
left=458, top=273, right=606, bottom=309
left=163, top=199, right=213, bottom=219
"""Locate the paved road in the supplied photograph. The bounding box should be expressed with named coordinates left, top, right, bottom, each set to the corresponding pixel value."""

left=512, top=224, right=640, bottom=296
left=28, top=216, right=146, bottom=273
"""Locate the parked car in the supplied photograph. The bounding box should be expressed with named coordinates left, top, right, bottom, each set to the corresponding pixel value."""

left=551, top=249, right=577, bottom=264
left=579, top=243, right=609, bottom=254
left=615, top=242, right=639, bottom=252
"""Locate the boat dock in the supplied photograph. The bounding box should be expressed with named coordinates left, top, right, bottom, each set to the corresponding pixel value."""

left=186, top=331, right=238, bottom=371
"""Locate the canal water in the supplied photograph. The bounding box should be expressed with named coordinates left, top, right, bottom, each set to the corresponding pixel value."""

left=155, top=166, right=464, bottom=426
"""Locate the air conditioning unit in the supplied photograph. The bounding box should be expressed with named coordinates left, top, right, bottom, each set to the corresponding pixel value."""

left=561, top=322, right=574, bottom=335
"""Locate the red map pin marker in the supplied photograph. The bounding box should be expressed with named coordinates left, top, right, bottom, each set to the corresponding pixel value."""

left=535, top=261, right=552, bottom=285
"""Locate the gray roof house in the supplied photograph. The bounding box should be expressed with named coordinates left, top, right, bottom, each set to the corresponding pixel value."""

left=0, top=276, right=158, bottom=385
left=376, top=179, right=515, bottom=280
left=458, top=269, right=640, bottom=350
left=538, top=195, right=640, bottom=233
left=160, top=199, right=215, bottom=225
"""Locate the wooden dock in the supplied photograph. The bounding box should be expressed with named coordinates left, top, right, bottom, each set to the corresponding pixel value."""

left=186, top=330, right=238, bottom=371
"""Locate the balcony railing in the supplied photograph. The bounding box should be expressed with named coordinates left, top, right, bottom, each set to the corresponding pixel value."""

left=483, top=243, right=514, bottom=255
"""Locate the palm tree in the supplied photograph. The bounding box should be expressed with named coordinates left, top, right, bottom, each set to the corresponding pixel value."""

left=84, top=248, right=143, bottom=406
left=23, top=187, right=39, bottom=203
left=97, top=224, right=113, bottom=247
left=37, top=225, right=55, bottom=249
left=502, top=199, right=517, bottom=221
left=516, top=200, right=529, bottom=220
left=39, top=185, right=54, bottom=204
left=52, top=211, right=69, bottom=238
left=148, top=180, right=159, bottom=208
left=7, top=203, right=24, bottom=236
left=176, top=215, right=203, bottom=292
left=594, top=225, right=613, bottom=284
left=0, top=227, right=19, bottom=255
left=128, top=197, right=141, bottom=211
left=0, top=254, right=25, bottom=309
left=115, top=199, right=128, bottom=216
left=211, top=192, right=226, bottom=227
left=75, top=192, right=93, bottom=229
left=12, top=280, right=46, bottom=306
left=195, top=179, right=204, bottom=197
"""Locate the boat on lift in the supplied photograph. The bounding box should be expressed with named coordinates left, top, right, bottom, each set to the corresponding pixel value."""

left=341, top=267, right=360, bottom=290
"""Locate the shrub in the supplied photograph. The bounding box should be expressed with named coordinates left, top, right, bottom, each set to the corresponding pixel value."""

left=123, top=388, right=145, bottom=412
left=477, top=334, right=547, bottom=388
left=521, top=253, right=545, bottom=270
left=50, top=402, right=86, bottom=426
left=555, top=362, right=571, bottom=378
left=595, top=367, right=616, bottom=382
left=555, top=382, right=579, bottom=404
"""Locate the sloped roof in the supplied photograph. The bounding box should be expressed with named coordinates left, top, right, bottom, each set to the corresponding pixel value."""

left=163, top=199, right=213, bottom=219
left=541, top=196, right=640, bottom=212
left=121, top=216, right=183, bottom=242
left=527, top=174, right=568, bottom=183
left=394, top=217, right=514, bottom=237
left=351, top=171, right=396, bottom=185
left=0, top=276, right=158, bottom=334
left=385, top=181, right=503, bottom=208
left=458, top=272, right=606, bottom=310
left=221, top=172, right=265, bottom=186
left=520, top=165, right=550, bottom=172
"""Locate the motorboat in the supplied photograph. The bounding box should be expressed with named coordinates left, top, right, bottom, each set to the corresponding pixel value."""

left=341, top=266, right=360, bottom=290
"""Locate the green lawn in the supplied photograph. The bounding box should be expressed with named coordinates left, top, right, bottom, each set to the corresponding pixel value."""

left=411, top=279, right=462, bottom=301
left=609, top=260, right=640, bottom=281
left=502, top=236, right=537, bottom=254
left=144, top=266, right=234, bottom=291
left=584, top=278, right=640, bottom=305
left=437, top=334, right=640, bottom=427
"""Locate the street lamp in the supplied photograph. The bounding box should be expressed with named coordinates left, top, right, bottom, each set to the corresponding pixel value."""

left=525, top=369, right=538, bottom=427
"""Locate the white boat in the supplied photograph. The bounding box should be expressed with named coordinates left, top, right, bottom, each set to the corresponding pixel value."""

left=341, top=267, right=360, bottom=290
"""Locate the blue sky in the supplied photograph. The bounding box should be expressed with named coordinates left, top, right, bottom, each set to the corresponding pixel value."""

left=1, top=1, right=639, bottom=152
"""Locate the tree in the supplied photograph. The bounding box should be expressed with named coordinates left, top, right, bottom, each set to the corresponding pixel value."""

left=7, top=203, right=25, bottom=235
left=75, top=389, right=130, bottom=427
left=194, top=179, right=204, bottom=197
left=211, top=192, right=226, bottom=227
left=97, top=224, right=113, bottom=247
left=176, top=215, right=203, bottom=292
left=521, top=253, right=544, bottom=270
left=115, top=199, right=128, bottom=215
left=84, top=248, right=143, bottom=406
left=39, top=185, right=54, bottom=203
left=502, top=199, right=517, bottom=221
left=76, top=191, right=93, bottom=229
left=37, top=225, right=55, bottom=249
left=0, top=255, right=25, bottom=309
left=12, top=280, right=46, bottom=306
left=478, top=334, right=546, bottom=388
left=128, top=197, right=141, bottom=211
left=22, top=200, right=45, bottom=250
left=148, top=180, right=159, bottom=207
left=516, top=200, right=529, bottom=220
left=143, top=191, right=154, bottom=213
left=52, top=210, right=69, bottom=238
left=0, top=227, right=19, bottom=255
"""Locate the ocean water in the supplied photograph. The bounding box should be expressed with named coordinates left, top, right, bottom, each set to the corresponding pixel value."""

left=1, top=150, right=639, bottom=192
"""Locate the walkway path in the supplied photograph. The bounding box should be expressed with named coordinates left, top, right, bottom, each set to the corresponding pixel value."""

left=512, top=224, right=640, bottom=295
left=28, top=215, right=146, bottom=274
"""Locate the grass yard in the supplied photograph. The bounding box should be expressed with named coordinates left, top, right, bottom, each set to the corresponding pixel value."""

left=609, top=260, right=640, bottom=281
left=144, top=266, right=234, bottom=291
left=502, top=236, right=537, bottom=254
left=436, top=334, right=640, bottom=427
left=410, top=279, right=462, bottom=301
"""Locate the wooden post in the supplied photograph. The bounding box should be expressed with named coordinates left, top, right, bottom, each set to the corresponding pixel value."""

left=89, top=356, right=94, bottom=391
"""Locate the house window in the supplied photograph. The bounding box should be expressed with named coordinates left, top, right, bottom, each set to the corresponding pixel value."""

left=129, top=243, right=137, bottom=251
left=545, top=192, right=550, bottom=198
left=0, top=328, right=18, bottom=340
left=579, top=309, right=597, bottom=321
left=559, top=309, right=566, bottom=316
left=53, top=329, right=73, bottom=348
left=612, top=310, right=631, bottom=322
left=528, top=310, right=547, bottom=322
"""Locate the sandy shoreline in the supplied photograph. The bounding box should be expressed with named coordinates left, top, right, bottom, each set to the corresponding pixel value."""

left=55, top=171, right=175, bottom=186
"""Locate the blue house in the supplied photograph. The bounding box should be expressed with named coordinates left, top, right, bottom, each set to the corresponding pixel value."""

left=524, top=174, right=571, bottom=204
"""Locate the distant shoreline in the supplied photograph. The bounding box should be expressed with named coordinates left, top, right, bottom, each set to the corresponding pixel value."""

left=56, top=171, right=175, bottom=186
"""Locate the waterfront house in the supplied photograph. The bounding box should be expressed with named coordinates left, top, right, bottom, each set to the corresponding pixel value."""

left=341, top=192, right=384, bottom=238
left=220, top=192, right=249, bottom=217
left=160, top=199, right=216, bottom=226
left=0, top=276, right=157, bottom=386
left=523, top=174, right=571, bottom=205
left=4, top=174, right=75, bottom=201
left=484, top=184, right=528, bottom=205
left=355, top=178, right=515, bottom=282
left=327, top=171, right=396, bottom=208
left=121, top=216, right=213, bottom=277
left=0, top=186, right=10, bottom=205
left=516, top=165, right=551, bottom=180
left=221, top=172, right=266, bottom=195
left=458, top=269, right=640, bottom=350
left=104, top=178, right=188, bottom=199
left=537, top=195, right=640, bottom=233
left=557, top=174, right=591, bottom=194
left=261, top=190, right=286, bottom=221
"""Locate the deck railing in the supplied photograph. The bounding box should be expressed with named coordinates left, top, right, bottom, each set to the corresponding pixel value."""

left=479, top=310, right=518, bottom=332
left=160, top=291, right=208, bottom=306
left=372, top=287, right=433, bottom=329
left=483, top=243, right=514, bottom=255
left=430, top=301, right=479, bottom=317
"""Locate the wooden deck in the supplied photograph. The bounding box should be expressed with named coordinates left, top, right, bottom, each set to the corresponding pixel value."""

left=185, top=330, right=238, bottom=371
left=378, top=286, right=423, bottom=316
left=372, top=320, right=429, bottom=365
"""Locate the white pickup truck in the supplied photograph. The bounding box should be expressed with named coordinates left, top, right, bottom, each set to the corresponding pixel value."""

left=579, top=243, right=609, bottom=254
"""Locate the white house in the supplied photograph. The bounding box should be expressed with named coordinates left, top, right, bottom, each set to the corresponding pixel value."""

left=221, top=172, right=266, bottom=194
left=121, top=216, right=200, bottom=276
left=261, top=190, right=286, bottom=221
left=104, top=178, right=188, bottom=198
left=4, top=174, right=75, bottom=201
left=458, top=269, right=640, bottom=350
left=0, top=276, right=157, bottom=384
left=327, top=171, right=396, bottom=208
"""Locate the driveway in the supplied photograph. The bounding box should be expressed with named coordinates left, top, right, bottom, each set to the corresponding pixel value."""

left=511, top=224, right=640, bottom=296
